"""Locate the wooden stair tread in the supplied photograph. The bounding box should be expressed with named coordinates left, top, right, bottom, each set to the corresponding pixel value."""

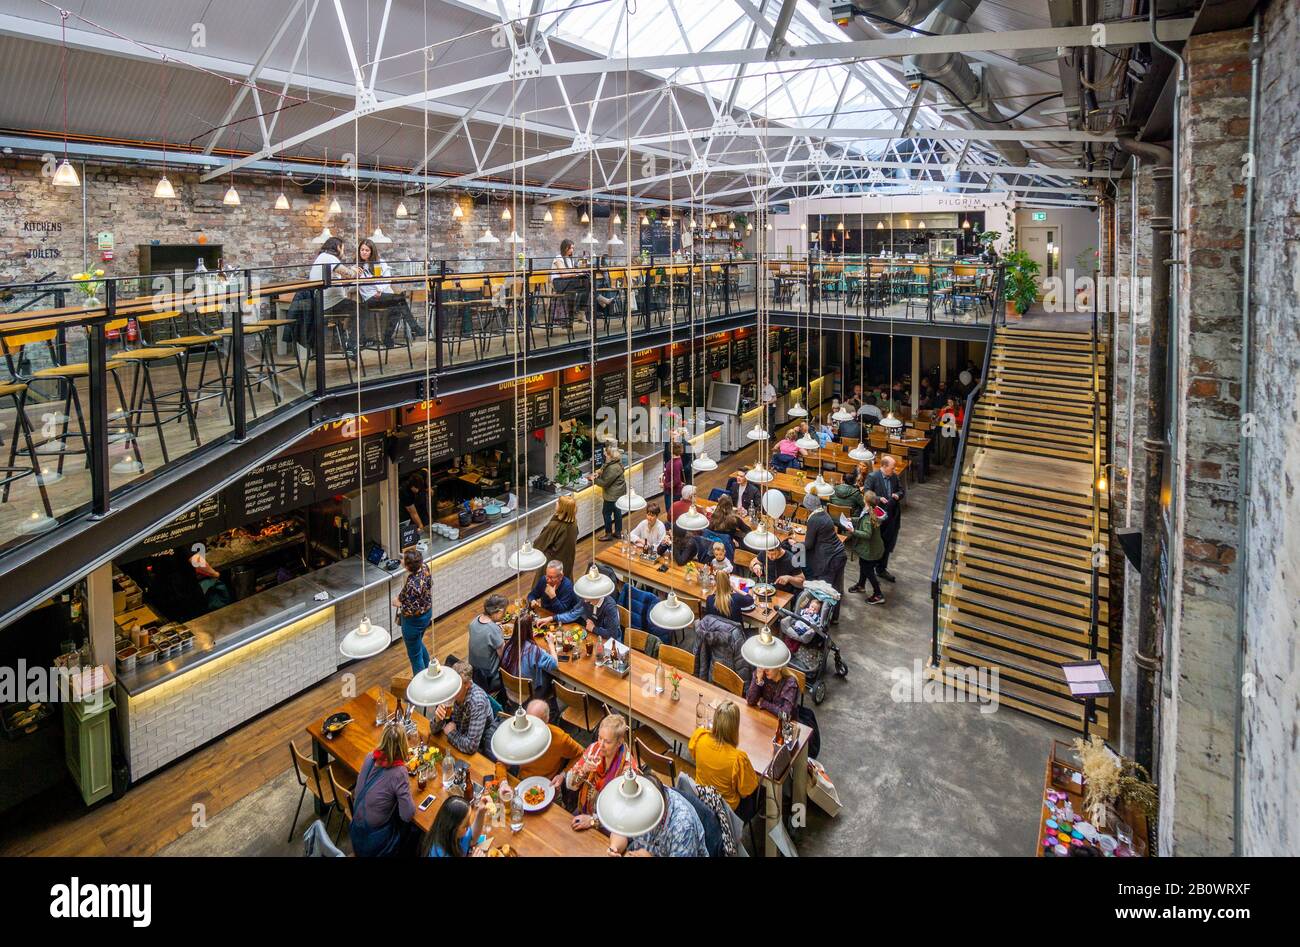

left=952, top=565, right=1110, bottom=622
left=941, top=611, right=1094, bottom=662
left=953, top=504, right=1098, bottom=547
left=957, top=486, right=1108, bottom=527
left=967, top=419, right=1094, bottom=445
left=951, top=544, right=1110, bottom=595
left=968, top=434, right=1092, bottom=461
left=962, top=472, right=1094, bottom=505
left=941, top=589, right=1097, bottom=639
left=934, top=660, right=1103, bottom=730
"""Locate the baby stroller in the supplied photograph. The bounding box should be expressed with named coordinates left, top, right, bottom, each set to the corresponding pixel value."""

left=775, top=580, right=848, bottom=704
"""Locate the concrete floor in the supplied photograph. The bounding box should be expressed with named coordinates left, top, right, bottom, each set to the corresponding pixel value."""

left=158, top=456, right=1069, bottom=858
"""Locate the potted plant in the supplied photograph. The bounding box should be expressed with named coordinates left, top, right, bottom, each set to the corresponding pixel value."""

left=555, top=424, right=589, bottom=489
left=1002, top=249, right=1040, bottom=320
left=977, top=230, right=1002, bottom=262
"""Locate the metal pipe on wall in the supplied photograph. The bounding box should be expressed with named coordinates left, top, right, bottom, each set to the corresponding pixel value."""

left=1115, top=128, right=1172, bottom=779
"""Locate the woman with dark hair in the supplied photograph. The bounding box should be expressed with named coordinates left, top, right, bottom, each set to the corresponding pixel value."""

left=424, top=794, right=491, bottom=857
left=392, top=549, right=433, bottom=674
left=357, top=238, right=420, bottom=345
left=500, top=612, right=559, bottom=700
left=707, top=494, right=751, bottom=541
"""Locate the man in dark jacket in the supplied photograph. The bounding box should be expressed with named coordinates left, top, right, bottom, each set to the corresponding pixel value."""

left=723, top=470, right=760, bottom=512
left=866, top=455, right=905, bottom=581
left=799, top=494, right=847, bottom=624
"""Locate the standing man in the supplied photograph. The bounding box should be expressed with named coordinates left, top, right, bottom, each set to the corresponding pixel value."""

left=867, top=455, right=905, bottom=582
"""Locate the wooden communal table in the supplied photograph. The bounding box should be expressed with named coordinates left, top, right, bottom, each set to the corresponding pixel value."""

left=594, top=543, right=793, bottom=628
left=549, top=644, right=810, bottom=857
left=307, top=687, right=607, bottom=857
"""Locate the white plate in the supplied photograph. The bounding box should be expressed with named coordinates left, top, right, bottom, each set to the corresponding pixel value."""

left=515, top=776, right=555, bottom=812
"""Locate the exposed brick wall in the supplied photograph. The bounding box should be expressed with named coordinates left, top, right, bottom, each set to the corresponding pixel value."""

left=1241, top=0, right=1300, bottom=857
left=1159, top=27, right=1252, bottom=856
left=0, top=156, right=642, bottom=285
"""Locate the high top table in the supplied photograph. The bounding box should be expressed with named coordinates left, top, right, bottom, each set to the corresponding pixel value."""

left=549, top=643, right=811, bottom=857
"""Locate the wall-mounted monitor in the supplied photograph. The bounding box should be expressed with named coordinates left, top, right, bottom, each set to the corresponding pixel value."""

left=707, top=381, right=741, bottom=416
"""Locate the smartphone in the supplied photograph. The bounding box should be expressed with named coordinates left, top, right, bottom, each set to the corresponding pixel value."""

left=418, top=794, right=436, bottom=811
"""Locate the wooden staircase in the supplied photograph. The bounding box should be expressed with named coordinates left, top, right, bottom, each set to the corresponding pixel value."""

left=935, top=326, right=1110, bottom=733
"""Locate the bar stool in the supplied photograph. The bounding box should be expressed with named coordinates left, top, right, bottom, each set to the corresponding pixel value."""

left=136, top=309, right=226, bottom=420
left=215, top=324, right=277, bottom=418
left=114, top=345, right=200, bottom=466
left=0, top=381, right=55, bottom=516
left=249, top=318, right=300, bottom=394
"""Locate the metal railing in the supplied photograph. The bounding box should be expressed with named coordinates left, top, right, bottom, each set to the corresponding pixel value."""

left=929, top=266, right=1005, bottom=666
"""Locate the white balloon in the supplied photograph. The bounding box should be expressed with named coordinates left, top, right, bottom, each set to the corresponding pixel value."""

left=761, top=488, right=787, bottom=519
left=959, top=370, right=973, bottom=386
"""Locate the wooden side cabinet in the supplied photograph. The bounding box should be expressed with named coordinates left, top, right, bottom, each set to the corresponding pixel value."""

left=63, top=692, right=117, bottom=806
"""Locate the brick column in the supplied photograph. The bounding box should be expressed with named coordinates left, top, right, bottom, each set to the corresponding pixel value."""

left=1159, top=27, right=1252, bottom=856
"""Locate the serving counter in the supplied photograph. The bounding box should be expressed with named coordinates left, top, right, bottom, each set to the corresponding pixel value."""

left=116, top=423, right=722, bottom=781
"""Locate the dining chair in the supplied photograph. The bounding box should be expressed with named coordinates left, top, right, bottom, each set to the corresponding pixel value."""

left=327, top=764, right=356, bottom=845
left=627, top=627, right=650, bottom=654
left=554, top=680, right=598, bottom=738
left=389, top=674, right=412, bottom=703
left=635, top=735, right=692, bottom=784
left=658, top=644, right=694, bottom=674
left=499, top=668, right=533, bottom=710
left=288, top=739, right=337, bottom=843
left=711, top=662, right=745, bottom=697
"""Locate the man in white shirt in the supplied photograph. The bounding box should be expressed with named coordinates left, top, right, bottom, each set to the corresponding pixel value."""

left=629, top=503, right=667, bottom=552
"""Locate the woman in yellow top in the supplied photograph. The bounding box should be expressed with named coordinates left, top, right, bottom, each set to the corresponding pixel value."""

left=688, top=699, right=761, bottom=820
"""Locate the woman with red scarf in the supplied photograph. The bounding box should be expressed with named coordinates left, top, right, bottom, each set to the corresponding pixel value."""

left=564, top=714, right=636, bottom=831
left=349, top=723, right=417, bottom=857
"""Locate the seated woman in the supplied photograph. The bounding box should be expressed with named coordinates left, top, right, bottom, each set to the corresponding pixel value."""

left=565, top=714, right=636, bottom=831
left=707, top=494, right=750, bottom=547
left=702, top=572, right=754, bottom=621
left=629, top=502, right=668, bottom=553
left=671, top=523, right=709, bottom=568
left=688, top=700, right=761, bottom=821
left=746, top=665, right=800, bottom=720
left=424, top=795, right=491, bottom=857
left=350, top=723, right=418, bottom=858
left=500, top=613, right=559, bottom=700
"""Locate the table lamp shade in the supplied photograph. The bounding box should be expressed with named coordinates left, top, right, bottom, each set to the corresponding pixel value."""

left=490, top=708, right=553, bottom=765
left=406, top=659, right=462, bottom=707
left=595, top=769, right=665, bottom=838
left=339, top=616, right=390, bottom=659
left=574, top=564, right=615, bottom=599
left=741, top=627, right=791, bottom=669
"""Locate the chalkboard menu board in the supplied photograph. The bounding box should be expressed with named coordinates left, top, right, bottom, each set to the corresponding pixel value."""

left=461, top=399, right=512, bottom=452
left=397, top=414, right=460, bottom=467
left=559, top=379, right=591, bottom=421
left=229, top=454, right=316, bottom=523
left=631, top=362, right=658, bottom=397
left=516, top=388, right=554, bottom=431
left=315, top=435, right=386, bottom=499
left=706, top=342, right=729, bottom=373
left=637, top=220, right=679, bottom=256
left=672, top=346, right=699, bottom=386
left=596, top=370, right=627, bottom=410
left=134, top=494, right=226, bottom=555
left=730, top=334, right=756, bottom=370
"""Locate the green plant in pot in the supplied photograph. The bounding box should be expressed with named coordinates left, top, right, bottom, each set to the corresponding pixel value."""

left=556, top=423, right=589, bottom=488
left=1002, top=250, right=1041, bottom=317
left=977, top=230, right=1002, bottom=261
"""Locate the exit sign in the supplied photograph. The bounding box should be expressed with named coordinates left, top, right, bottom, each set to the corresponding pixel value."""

left=1031, top=211, right=1048, bottom=221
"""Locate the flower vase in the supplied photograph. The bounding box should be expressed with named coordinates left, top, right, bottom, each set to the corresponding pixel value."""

left=671, top=685, right=680, bottom=702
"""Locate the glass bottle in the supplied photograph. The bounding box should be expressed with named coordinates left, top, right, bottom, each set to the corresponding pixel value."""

left=695, top=692, right=707, bottom=731
left=510, top=788, right=524, bottom=833
left=655, top=660, right=665, bottom=695
left=374, top=690, right=387, bottom=728
left=441, top=752, right=456, bottom=789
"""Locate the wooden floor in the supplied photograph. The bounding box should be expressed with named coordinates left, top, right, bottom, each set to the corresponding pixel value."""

left=0, top=436, right=774, bottom=856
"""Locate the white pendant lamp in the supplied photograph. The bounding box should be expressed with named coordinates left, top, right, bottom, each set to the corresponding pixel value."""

left=848, top=441, right=875, bottom=462
left=880, top=412, right=904, bottom=432
left=581, top=232, right=598, bottom=245
left=746, top=422, right=769, bottom=441
left=406, top=658, right=462, bottom=707
left=275, top=192, right=291, bottom=210
left=153, top=175, right=176, bottom=200
left=339, top=616, right=390, bottom=659
left=501, top=207, right=512, bottom=221
left=476, top=227, right=500, bottom=244
left=395, top=200, right=409, bottom=218
left=805, top=475, right=834, bottom=499
left=506, top=230, right=524, bottom=244
left=574, top=564, right=615, bottom=600
left=877, top=221, right=885, bottom=230
left=490, top=707, right=553, bottom=765
left=327, top=196, right=342, bottom=215
left=612, top=211, right=622, bottom=226
left=543, top=207, right=553, bottom=222
left=596, top=769, right=664, bottom=839
left=918, top=220, right=926, bottom=229
left=691, top=450, right=717, bottom=472
left=787, top=401, right=808, bottom=418
left=640, top=213, right=649, bottom=226
left=615, top=489, right=646, bottom=514
left=607, top=232, right=624, bottom=246
left=748, top=462, right=774, bottom=484
left=311, top=226, right=333, bottom=245
left=649, top=591, right=694, bottom=630
left=223, top=185, right=241, bottom=206
left=743, top=523, right=781, bottom=552
left=740, top=625, right=791, bottom=669
left=675, top=505, right=709, bottom=531
left=370, top=226, right=392, bottom=244
left=452, top=203, right=464, bottom=219
left=507, top=540, right=547, bottom=571
left=761, top=488, right=787, bottom=519
left=580, top=210, right=590, bottom=224
left=51, top=159, right=80, bottom=188
left=831, top=402, right=854, bottom=422
left=795, top=432, right=819, bottom=452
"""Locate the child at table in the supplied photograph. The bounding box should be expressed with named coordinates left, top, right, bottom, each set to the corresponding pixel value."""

left=708, top=542, right=733, bottom=576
